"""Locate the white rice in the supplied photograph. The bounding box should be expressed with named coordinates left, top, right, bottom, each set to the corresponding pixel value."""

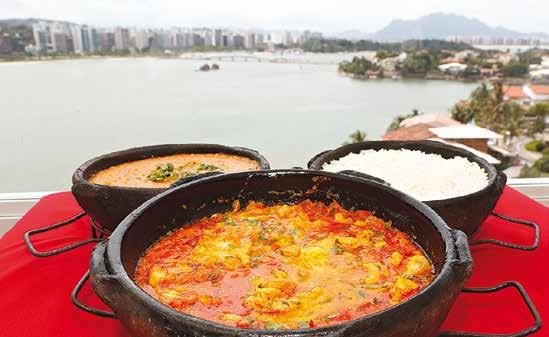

left=322, top=149, right=489, bottom=201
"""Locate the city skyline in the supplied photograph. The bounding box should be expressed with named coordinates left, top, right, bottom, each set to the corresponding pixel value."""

left=2, top=0, right=549, bottom=34
left=28, top=20, right=320, bottom=54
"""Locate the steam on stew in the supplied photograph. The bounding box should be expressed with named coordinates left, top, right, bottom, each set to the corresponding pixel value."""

left=135, top=200, right=433, bottom=330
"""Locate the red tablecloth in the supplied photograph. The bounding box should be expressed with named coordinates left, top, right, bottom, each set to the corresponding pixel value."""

left=0, top=187, right=547, bottom=337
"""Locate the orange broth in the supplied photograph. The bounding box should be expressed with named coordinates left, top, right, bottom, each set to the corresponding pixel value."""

left=134, top=200, right=433, bottom=330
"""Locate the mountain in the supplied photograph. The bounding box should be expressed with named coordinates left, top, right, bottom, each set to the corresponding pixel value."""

left=0, top=18, right=74, bottom=29
left=372, top=13, right=549, bottom=42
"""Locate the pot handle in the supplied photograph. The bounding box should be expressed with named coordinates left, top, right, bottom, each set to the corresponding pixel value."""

left=307, top=149, right=332, bottom=169
left=72, top=269, right=116, bottom=318
left=337, top=170, right=391, bottom=186
left=438, top=281, right=542, bottom=337
left=24, top=212, right=106, bottom=257
left=450, top=229, right=473, bottom=278
left=72, top=240, right=117, bottom=318
left=169, top=171, right=224, bottom=189
left=470, top=212, right=540, bottom=251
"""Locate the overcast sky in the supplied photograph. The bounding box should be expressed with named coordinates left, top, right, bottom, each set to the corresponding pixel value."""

left=2, top=0, right=549, bottom=34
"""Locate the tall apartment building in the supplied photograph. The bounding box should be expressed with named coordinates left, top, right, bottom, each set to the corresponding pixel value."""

left=86, top=26, right=99, bottom=52
left=193, top=34, right=204, bottom=48
left=98, top=30, right=115, bottom=50
left=49, top=22, right=71, bottom=52
left=135, top=29, right=149, bottom=50
left=32, top=22, right=52, bottom=52
left=233, top=34, right=245, bottom=48
left=80, top=25, right=90, bottom=51
left=213, top=29, right=222, bottom=47
left=183, top=32, right=194, bottom=48
left=203, top=30, right=213, bottom=47
left=114, top=28, right=130, bottom=50
left=244, top=32, right=255, bottom=49
left=70, top=25, right=84, bottom=53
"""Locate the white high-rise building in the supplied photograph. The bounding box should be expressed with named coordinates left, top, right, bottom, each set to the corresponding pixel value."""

left=70, top=25, right=84, bottom=53
left=203, top=30, right=213, bottom=47
left=49, top=22, right=70, bottom=52
left=213, top=29, right=222, bottom=47
left=135, top=29, right=149, bottom=50
left=114, top=27, right=130, bottom=50
left=32, top=22, right=51, bottom=52
left=244, top=32, right=255, bottom=49
left=86, top=26, right=99, bottom=52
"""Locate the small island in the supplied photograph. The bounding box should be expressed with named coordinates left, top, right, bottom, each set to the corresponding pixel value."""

left=199, top=63, right=221, bottom=71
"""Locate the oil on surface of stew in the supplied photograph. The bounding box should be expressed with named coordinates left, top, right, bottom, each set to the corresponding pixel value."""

left=134, top=200, right=433, bottom=330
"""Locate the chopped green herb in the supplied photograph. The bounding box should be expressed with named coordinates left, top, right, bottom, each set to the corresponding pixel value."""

left=358, top=290, right=366, bottom=298
left=197, top=163, right=220, bottom=171
left=147, top=163, right=178, bottom=182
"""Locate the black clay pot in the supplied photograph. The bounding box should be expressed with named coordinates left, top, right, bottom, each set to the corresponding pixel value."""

left=308, top=140, right=506, bottom=237
left=72, top=144, right=270, bottom=231
left=90, top=169, right=472, bottom=337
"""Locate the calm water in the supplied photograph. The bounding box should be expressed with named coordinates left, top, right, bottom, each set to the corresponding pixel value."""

left=0, top=58, right=477, bottom=192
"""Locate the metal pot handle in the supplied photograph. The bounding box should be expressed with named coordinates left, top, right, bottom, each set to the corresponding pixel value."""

left=72, top=269, right=116, bottom=318
left=438, top=281, right=542, bottom=337
left=470, top=212, right=540, bottom=251
left=307, top=149, right=332, bottom=169
left=72, top=240, right=116, bottom=318
left=24, top=212, right=106, bottom=257
left=337, top=170, right=391, bottom=186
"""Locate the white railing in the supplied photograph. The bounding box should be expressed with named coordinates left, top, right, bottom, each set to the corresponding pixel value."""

left=1, top=179, right=548, bottom=236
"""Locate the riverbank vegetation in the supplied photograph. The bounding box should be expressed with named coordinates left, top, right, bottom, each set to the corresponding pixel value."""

left=338, top=47, right=549, bottom=81
left=338, top=57, right=382, bottom=77
left=302, top=38, right=473, bottom=53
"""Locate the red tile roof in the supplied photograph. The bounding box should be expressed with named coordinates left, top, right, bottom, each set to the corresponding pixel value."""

left=503, top=85, right=527, bottom=100
left=530, top=85, right=549, bottom=95
left=382, top=124, right=435, bottom=141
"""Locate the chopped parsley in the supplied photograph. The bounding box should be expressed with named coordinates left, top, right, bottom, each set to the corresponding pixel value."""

left=147, top=163, right=178, bottom=182
left=146, top=162, right=221, bottom=183
left=198, top=163, right=220, bottom=171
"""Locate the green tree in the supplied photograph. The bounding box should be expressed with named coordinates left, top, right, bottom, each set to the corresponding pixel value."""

left=520, top=153, right=549, bottom=178
left=376, top=50, right=398, bottom=60
left=344, top=130, right=367, bottom=145
left=387, top=110, right=421, bottom=132
left=339, top=57, right=380, bottom=76
left=397, top=52, right=436, bottom=74
left=466, top=82, right=525, bottom=138
left=528, top=103, right=549, bottom=136
left=450, top=103, right=474, bottom=124
left=502, top=59, right=528, bottom=77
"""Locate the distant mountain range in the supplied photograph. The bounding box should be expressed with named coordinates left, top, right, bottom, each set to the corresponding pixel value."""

left=331, top=13, right=549, bottom=42
left=0, top=18, right=73, bottom=28
left=3, top=14, right=549, bottom=43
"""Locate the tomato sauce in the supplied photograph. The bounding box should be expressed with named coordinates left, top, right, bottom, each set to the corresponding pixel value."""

left=134, top=200, right=433, bottom=330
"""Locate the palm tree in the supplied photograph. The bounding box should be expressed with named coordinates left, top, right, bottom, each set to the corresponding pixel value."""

left=344, top=130, right=367, bottom=145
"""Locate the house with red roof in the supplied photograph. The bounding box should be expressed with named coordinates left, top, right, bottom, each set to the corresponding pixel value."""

left=524, top=85, right=549, bottom=102
left=503, top=85, right=530, bottom=105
